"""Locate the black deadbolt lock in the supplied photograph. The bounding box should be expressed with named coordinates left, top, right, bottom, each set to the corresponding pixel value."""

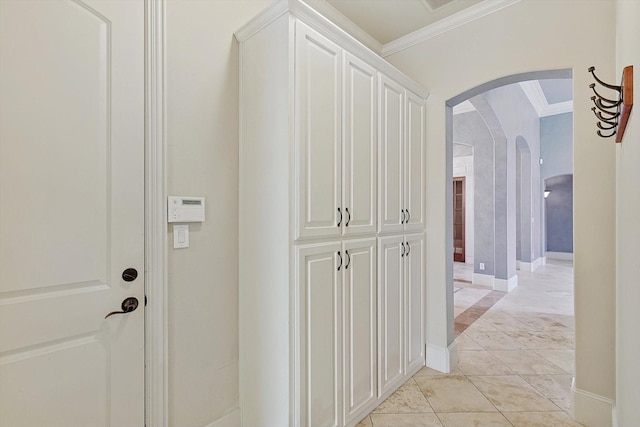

left=122, top=268, right=138, bottom=282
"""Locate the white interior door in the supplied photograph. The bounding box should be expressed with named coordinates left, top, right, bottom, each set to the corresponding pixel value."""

left=0, top=1, right=145, bottom=426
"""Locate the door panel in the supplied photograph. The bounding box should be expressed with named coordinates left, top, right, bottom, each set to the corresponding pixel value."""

left=405, top=234, right=425, bottom=374
left=377, top=236, right=404, bottom=397
left=453, top=177, right=465, bottom=262
left=296, top=22, right=342, bottom=240
left=405, top=92, right=426, bottom=233
left=343, top=239, right=376, bottom=424
left=0, top=1, right=144, bottom=426
left=343, top=53, right=376, bottom=236
left=378, top=76, right=404, bottom=235
left=297, top=243, right=342, bottom=427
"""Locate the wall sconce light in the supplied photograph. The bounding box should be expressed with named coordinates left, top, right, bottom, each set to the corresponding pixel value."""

left=544, top=190, right=551, bottom=199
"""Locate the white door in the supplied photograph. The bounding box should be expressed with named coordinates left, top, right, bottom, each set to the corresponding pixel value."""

left=296, top=22, right=342, bottom=240
left=342, top=238, right=376, bottom=425
left=404, top=92, right=426, bottom=233
left=343, top=53, right=376, bottom=237
left=378, top=76, right=404, bottom=235
left=404, top=234, right=425, bottom=374
left=297, top=242, right=342, bottom=427
left=0, top=1, right=145, bottom=426
left=377, top=236, right=404, bottom=397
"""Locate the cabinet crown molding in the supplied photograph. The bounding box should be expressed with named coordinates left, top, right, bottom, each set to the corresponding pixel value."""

left=235, top=0, right=429, bottom=100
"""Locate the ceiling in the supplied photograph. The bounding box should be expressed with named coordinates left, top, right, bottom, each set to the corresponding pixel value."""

left=312, top=0, right=573, bottom=117
left=325, top=0, right=483, bottom=44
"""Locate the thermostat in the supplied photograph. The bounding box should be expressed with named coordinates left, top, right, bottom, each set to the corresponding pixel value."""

left=167, top=196, right=205, bottom=223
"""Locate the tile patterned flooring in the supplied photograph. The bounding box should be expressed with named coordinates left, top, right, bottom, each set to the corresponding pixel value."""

left=357, top=260, right=583, bottom=427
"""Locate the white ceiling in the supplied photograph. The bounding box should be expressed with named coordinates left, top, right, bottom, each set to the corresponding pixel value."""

left=310, top=0, right=572, bottom=116
left=324, top=0, right=483, bottom=44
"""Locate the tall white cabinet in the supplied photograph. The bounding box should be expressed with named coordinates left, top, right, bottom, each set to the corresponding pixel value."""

left=237, top=2, right=427, bottom=426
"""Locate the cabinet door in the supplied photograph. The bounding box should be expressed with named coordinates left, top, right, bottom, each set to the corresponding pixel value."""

left=404, top=233, right=425, bottom=374
left=343, top=239, right=377, bottom=424
left=404, top=91, right=426, bottom=232
left=296, top=22, right=342, bottom=240
left=378, top=76, right=404, bottom=235
left=377, top=236, right=405, bottom=397
left=343, top=53, right=376, bottom=236
left=297, top=242, right=343, bottom=427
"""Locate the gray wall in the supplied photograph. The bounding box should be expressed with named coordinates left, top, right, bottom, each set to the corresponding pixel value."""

left=452, top=110, right=495, bottom=275
left=546, top=174, right=574, bottom=253
left=541, top=112, right=573, bottom=180
left=483, top=84, right=542, bottom=268
left=540, top=112, right=573, bottom=255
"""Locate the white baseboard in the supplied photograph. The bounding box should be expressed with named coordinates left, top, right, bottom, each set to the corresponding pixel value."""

left=572, top=378, right=614, bottom=427
left=546, top=251, right=574, bottom=261
left=472, top=272, right=494, bottom=287
left=207, top=409, right=240, bottom=427
left=426, top=340, right=459, bottom=373
left=494, top=275, right=518, bottom=292
left=518, top=257, right=542, bottom=272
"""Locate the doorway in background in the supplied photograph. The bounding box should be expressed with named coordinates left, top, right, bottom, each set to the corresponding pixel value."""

left=453, top=177, right=466, bottom=263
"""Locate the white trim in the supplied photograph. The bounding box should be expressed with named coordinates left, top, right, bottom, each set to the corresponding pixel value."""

left=546, top=251, right=574, bottom=261
left=234, top=0, right=429, bottom=98
left=206, top=409, right=241, bottom=427
left=519, top=81, right=573, bottom=117
left=382, top=0, right=522, bottom=57
left=298, top=0, right=383, bottom=54
left=473, top=272, right=495, bottom=287
left=145, top=0, right=168, bottom=426
left=572, top=378, right=614, bottom=427
left=453, top=100, right=476, bottom=115
left=494, top=275, right=518, bottom=292
left=518, top=257, right=542, bottom=272
left=426, top=340, right=459, bottom=373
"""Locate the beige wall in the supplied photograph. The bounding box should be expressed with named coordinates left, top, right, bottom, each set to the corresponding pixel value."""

left=385, top=1, right=617, bottom=425
left=165, top=1, right=270, bottom=426
left=615, top=1, right=640, bottom=425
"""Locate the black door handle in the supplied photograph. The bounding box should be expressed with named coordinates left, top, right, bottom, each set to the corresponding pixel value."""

left=337, top=251, right=342, bottom=271
left=337, top=208, right=342, bottom=227
left=345, top=250, right=351, bottom=269
left=345, top=208, right=351, bottom=227
left=401, top=242, right=405, bottom=257
left=105, top=297, right=139, bottom=319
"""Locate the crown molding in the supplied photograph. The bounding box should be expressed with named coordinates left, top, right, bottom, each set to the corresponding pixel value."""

left=453, top=100, right=476, bottom=115
left=519, top=81, right=573, bottom=117
left=300, top=0, right=383, bottom=54
left=382, top=0, right=522, bottom=58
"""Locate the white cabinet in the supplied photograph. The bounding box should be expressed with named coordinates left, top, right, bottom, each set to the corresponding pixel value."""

left=297, top=238, right=377, bottom=427
left=377, top=235, right=405, bottom=396
left=237, top=4, right=428, bottom=426
left=296, top=24, right=377, bottom=240
left=296, top=24, right=343, bottom=240
left=378, top=233, right=425, bottom=396
left=297, top=243, right=343, bottom=427
left=405, top=233, right=426, bottom=373
left=378, top=76, right=426, bottom=235
left=342, top=239, right=377, bottom=425
left=343, top=54, right=377, bottom=237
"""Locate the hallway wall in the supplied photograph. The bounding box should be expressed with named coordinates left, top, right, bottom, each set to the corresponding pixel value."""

left=615, top=0, right=640, bottom=424
left=386, top=1, right=617, bottom=425
left=165, top=1, right=270, bottom=426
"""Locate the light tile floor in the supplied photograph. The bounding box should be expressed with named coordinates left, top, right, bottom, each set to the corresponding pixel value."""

left=357, top=260, right=583, bottom=427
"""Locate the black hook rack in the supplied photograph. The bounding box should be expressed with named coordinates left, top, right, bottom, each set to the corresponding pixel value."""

left=588, top=65, right=634, bottom=143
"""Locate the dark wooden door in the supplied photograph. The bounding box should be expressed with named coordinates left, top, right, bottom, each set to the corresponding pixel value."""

left=453, top=177, right=465, bottom=262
